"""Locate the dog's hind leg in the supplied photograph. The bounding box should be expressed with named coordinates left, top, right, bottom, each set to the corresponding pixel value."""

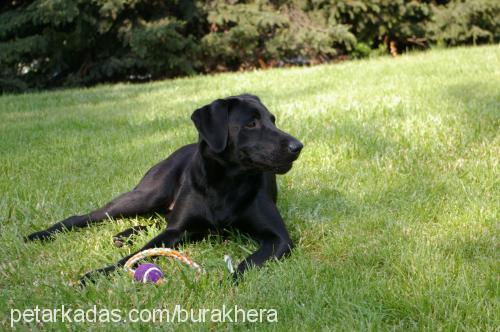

left=25, top=145, right=195, bottom=242
left=25, top=189, right=165, bottom=241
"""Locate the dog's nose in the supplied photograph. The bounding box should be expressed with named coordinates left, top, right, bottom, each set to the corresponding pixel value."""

left=288, top=141, right=303, bottom=154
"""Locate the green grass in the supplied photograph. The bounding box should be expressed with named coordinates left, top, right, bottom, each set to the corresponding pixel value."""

left=1, top=45, right=499, bottom=331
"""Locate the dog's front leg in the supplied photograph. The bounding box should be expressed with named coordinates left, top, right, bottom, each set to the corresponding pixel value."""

left=235, top=235, right=293, bottom=276
left=234, top=197, right=293, bottom=277
left=79, top=228, right=183, bottom=285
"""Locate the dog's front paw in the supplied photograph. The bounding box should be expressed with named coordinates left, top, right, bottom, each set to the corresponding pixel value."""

left=79, top=271, right=98, bottom=287
left=78, top=265, right=118, bottom=287
left=24, top=230, right=53, bottom=242
left=112, top=235, right=133, bottom=248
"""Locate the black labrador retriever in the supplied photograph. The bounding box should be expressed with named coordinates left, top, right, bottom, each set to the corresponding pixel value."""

left=26, top=94, right=303, bottom=283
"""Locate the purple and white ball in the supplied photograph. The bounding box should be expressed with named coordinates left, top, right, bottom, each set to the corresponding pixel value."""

left=133, top=263, right=164, bottom=284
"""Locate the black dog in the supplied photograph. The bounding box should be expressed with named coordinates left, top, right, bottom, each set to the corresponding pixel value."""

left=26, top=94, right=303, bottom=283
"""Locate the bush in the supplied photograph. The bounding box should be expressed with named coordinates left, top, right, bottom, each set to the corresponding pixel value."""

left=0, top=0, right=201, bottom=91
left=0, top=0, right=498, bottom=93
left=427, top=0, right=500, bottom=46
left=201, top=1, right=355, bottom=71
left=312, top=0, right=434, bottom=53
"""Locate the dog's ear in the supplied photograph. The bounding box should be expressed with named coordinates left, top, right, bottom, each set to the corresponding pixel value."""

left=191, top=99, right=229, bottom=153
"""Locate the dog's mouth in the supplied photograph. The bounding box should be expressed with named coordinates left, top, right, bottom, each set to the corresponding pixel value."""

left=249, top=160, right=294, bottom=174
left=238, top=150, right=298, bottom=174
left=270, top=162, right=293, bottom=174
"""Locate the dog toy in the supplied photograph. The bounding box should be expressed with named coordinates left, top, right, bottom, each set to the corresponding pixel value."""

left=133, top=263, right=164, bottom=283
left=224, top=254, right=235, bottom=273
left=124, top=248, right=205, bottom=284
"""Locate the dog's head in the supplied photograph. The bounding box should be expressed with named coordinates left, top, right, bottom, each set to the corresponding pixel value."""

left=191, top=94, right=303, bottom=174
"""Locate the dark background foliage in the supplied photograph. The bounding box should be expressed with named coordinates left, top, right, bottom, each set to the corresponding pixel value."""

left=1, top=0, right=498, bottom=93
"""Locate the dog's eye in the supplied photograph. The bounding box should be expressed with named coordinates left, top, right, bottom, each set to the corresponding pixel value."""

left=245, top=120, right=257, bottom=129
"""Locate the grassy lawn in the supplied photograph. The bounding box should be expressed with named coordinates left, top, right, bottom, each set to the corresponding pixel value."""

left=1, top=45, right=498, bottom=331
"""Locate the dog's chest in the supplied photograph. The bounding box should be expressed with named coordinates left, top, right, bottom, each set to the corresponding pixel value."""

left=205, top=184, right=257, bottom=227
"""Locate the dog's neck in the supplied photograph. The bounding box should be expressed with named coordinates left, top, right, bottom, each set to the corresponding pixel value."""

left=189, top=143, right=262, bottom=224
left=192, top=143, right=261, bottom=187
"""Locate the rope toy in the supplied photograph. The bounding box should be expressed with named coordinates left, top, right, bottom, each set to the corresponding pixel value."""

left=124, top=248, right=205, bottom=284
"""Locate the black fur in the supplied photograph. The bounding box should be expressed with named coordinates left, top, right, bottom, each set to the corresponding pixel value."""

left=25, top=94, right=303, bottom=284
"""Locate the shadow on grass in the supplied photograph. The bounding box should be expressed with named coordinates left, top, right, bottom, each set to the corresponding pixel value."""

left=445, top=81, right=499, bottom=112
left=0, top=104, right=194, bottom=157
left=444, top=81, right=499, bottom=139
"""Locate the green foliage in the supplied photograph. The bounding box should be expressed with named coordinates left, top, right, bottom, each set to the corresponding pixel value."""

left=0, top=0, right=498, bottom=92
left=427, top=0, right=500, bottom=46
left=0, top=0, right=201, bottom=91
left=201, top=1, right=355, bottom=70
left=351, top=42, right=372, bottom=59
left=310, top=0, right=433, bottom=52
